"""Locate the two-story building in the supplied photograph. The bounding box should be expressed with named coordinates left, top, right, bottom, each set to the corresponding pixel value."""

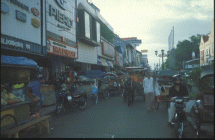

left=199, top=20, right=214, bottom=69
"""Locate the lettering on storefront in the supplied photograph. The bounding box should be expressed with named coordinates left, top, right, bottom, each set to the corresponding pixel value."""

left=53, top=46, right=76, bottom=57
left=10, top=0, right=29, bottom=11
left=1, top=36, right=30, bottom=50
left=49, top=4, right=73, bottom=28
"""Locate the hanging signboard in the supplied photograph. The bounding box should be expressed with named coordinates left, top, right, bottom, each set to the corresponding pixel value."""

left=101, top=41, right=114, bottom=58
left=47, top=38, right=77, bottom=58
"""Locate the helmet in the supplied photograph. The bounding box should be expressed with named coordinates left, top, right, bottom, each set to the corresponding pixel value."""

left=172, top=74, right=182, bottom=85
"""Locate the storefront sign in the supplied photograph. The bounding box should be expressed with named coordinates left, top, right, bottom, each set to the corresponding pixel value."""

left=31, top=7, right=39, bottom=16
left=101, top=41, right=114, bottom=58
left=56, top=0, right=68, bottom=10
left=1, top=34, right=46, bottom=55
left=31, top=18, right=40, bottom=28
left=10, top=0, right=29, bottom=11
left=200, top=50, right=204, bottom=60
left=49, top=4, right=73, bottom=28
left=16, top=10, right=26, bottom=22
left=1, top=2, right=10, bottom=13
left=47, top=38, right=77, bottom=58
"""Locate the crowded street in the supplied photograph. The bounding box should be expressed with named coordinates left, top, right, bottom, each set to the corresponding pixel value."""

left=1, top=0, right=214, bottom=138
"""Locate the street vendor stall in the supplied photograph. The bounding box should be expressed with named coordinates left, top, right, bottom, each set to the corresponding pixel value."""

left=1, top=55, right=41, bottom=135
left=125, top=67, right=148, bottom=82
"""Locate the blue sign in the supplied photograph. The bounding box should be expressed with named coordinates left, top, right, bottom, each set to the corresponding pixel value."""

left=1, top=2, right=10, bottom=13
left=16, top=10, right=26, bottom=22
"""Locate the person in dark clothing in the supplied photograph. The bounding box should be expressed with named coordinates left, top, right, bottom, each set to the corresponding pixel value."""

left=167, top=74, right=189, bottom=126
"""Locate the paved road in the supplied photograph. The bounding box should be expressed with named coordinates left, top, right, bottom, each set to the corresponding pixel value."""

left=37, top=95, right=175, bottom=138
left=36, top=94, right=203, bottom=138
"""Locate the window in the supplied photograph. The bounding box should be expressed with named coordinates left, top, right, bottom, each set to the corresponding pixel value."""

left=84, top=12, right=90, bottom=39
left=96, top=21, right=100, bottom=43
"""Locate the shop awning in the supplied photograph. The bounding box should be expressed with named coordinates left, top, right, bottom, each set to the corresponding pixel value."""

left=100, top=58, right=108, bottom=66
left=106, top=60, right=114, bottom=68
left=1, top=55, right=39, bottom=68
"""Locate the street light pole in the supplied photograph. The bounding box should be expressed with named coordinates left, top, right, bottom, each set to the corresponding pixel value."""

left=161, top=49, right=164, bottom=70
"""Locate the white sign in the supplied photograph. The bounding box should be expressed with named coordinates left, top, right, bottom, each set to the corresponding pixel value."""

left=47, top=38, right=77, bottom=58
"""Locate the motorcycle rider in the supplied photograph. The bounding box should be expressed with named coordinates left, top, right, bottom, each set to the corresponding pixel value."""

left=167, top=74, right=189, bottom=127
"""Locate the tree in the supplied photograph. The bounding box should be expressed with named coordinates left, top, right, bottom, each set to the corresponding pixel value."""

left=173, top=34, right=207, bottom=70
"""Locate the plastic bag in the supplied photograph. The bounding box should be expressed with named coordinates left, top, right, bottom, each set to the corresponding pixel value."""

left=92, top=86, right=98, bottom=94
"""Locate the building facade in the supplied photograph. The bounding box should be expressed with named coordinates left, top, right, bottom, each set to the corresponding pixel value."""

left=199, top=20, right=214, bottom=69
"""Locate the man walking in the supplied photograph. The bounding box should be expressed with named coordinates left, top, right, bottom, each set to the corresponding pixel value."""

left=143, top=72, right=155, bottom=112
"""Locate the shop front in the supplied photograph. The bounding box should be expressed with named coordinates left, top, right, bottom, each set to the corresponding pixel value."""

left=93, top=37, right=115, bottom=72
left=1, top=0, right=47, bottom=109
left=38, top=0, right=77, bottom=106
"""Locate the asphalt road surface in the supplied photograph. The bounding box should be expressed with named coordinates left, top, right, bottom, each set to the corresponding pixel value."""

left=37, top=95, right=198, bottom=138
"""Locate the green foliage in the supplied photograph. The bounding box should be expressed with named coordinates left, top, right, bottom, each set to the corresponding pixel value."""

left=100, top=22, right=116, bottom=43
left=172, top=34, right=205, bottom=70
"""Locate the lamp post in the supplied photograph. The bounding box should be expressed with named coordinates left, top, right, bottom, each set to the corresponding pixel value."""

left=161, top=49, right=164, bottom=70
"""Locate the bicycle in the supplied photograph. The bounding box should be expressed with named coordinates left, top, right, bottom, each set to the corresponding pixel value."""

left=88, top=93, right=98, bottom=105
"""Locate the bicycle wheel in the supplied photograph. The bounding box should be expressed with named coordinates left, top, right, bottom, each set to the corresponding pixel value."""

left=1, top=114, right=18, bottom=135
left=154, top=96, right=159, bottom=110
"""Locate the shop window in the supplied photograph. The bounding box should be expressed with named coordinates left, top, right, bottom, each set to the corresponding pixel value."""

left=78, top=9, right=100, bottom=47
left=84, top=12, right=90, bottom=39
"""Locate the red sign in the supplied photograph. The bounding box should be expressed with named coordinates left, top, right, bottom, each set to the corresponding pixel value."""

left=31, top=8, right=39, bottom=16
left=200, top=50, right=204, bottom=60
left=101, top=41, right=114, bottom=58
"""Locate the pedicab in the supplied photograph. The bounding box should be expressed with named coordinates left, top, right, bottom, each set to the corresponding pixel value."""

left=156, top=70, right=179, bottom=107
left=124, top=67, right=148, bottom=105
left=1, top=55, right=48, bottom=138
left=193, top=68, right=214, bottom=138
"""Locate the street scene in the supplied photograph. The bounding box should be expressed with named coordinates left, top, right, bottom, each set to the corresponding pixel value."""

left=1, top=0, right=214, bottom=138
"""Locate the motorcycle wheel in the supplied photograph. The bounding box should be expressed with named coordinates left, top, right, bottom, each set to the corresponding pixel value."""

left=94, top=93, right=98, bottom=105
left=55, top=101, right=64, bottom=115
left=174, top=121, right=183, bottom=138
left=103, top=91, right=110, bottom=100
left=79, top=96, right=87, bottom=109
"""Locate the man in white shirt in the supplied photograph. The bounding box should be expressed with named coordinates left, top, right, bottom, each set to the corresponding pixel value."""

left=143, top=72, right=155, bottom=111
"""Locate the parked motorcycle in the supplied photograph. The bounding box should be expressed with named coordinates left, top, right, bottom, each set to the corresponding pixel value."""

left=172, top=96, right=189, bottom=138
left=55, top=83, right=87, bottom=115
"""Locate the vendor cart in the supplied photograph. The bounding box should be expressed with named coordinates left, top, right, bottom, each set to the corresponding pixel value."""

left=1, top=55, right=41, bottom=137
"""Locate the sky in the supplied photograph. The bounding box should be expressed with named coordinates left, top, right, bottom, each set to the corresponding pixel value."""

left=90, top=0, right=214, bottom=70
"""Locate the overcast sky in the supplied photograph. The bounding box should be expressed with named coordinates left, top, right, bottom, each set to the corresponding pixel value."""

left=90, top=0, right=214, bottom=70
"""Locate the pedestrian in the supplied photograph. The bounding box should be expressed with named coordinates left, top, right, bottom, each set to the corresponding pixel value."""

left=143, top=72, right=156, bottom=112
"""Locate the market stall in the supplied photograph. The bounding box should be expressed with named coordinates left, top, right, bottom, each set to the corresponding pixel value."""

left=1, top=55, right=40, bottom=134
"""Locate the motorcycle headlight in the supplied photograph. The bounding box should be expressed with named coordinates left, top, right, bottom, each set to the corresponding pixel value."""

left=175, top=99, right=183, bottom=103
left=67, top=96, right=72, bottom=101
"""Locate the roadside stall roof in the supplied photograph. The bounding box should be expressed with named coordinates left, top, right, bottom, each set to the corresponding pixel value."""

left=1, top=55, right=39, bottom=68
left=200, top=68, right=214, bottom=79
left=84, top=70, right=105, bottom=78
left=158, top=70, right=178, bottom=77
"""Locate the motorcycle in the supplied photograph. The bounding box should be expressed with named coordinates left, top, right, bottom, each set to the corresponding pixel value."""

left=55, top=83, right=87, bottom=115
left=172, top=96, right=189, bottom=138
